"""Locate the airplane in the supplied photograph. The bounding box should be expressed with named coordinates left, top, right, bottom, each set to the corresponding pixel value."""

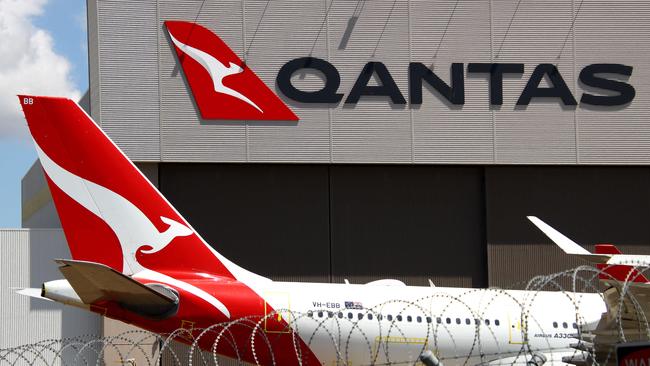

left=14, top=95, right=649, bottom=365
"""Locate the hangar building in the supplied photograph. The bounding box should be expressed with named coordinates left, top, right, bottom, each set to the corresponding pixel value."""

left=8, top=0, right=650, bottom=350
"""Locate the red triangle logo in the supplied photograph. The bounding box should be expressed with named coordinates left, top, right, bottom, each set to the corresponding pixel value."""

left=165, top=21, right=298, bottom=121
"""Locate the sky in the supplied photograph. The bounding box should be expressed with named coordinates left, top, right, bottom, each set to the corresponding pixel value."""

left=0, top=0, right=87, bottom=228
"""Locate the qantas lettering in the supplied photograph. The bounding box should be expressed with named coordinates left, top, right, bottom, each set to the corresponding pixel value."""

left=277, top=57, right=635, bottom=107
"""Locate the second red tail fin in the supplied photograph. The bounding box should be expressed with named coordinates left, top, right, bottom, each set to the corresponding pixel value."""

left=595, top=244, right=649, bottom=283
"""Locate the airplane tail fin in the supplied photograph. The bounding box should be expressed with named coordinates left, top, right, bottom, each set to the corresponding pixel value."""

left=17, top=95, right=242, bottom=278
left=594, top=244, right=649, bottom=283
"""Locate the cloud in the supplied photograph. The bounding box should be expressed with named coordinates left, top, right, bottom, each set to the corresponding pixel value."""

left=0, top=0, right=81, bottom=141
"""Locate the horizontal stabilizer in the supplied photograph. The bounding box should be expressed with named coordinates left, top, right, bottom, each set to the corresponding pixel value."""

left=14, top=287, right=51, bottom=301
left=55, top=259, right=178, bottom=318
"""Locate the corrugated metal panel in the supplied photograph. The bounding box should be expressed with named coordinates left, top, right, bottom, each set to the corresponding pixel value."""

left=97, top=0, right=161, bottom=161
left=487, top=243, right=587, bottom=289
left=329, top=0, right=412, bottom=163
left=91, top=0, right=650, bottom=165
left=245, top=0, right=331, bottom=163
left=575, top=0, right=650, bottom=164
left=0, top=229, right=101, bottom=349
left=491, top=0, right=577, bottom=164
left=88, top=0, right=101, bottom=122
left=410, top=0, right=494, bottom=164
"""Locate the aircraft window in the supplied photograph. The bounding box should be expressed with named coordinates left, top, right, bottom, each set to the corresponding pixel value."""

left=348, top=312, right=353, bottom=319
left=307, top=311, right=313, bottom=317
left=572, top=323, right=578, bottom=329
left=475, top=319, right=480, bottom=325
left=358, top=313, right=363, bottom=320
left=397, top=315, right=403, bottom=322
left=456, top=318, right=461, bottom=325
left=368, top=314, right=373, bottom=320
left=387, top=315, right=393, bottom=321
left=407, top=316, right=412, bottom=322
left=426, top=316, right=432, bottom=323
left=552, top=322, right=558, bottom=328
left=562, top=322, right=568, bottom=329
left=318, top=311, right=323, bottom=318
left=446, top=318, right=451, bottom=324
left=465, top=318, right=471, bottom=325
left=328, top=311, right=333, bottom=318
left=495, top=319, right=500, bottom=326
left=417, top=316, right=422, bottom=323
left=437, top=317, right=442, bottom=324
left=338, top=312, right=343, bottom=319
left=485, top=319, right=490, bottom=326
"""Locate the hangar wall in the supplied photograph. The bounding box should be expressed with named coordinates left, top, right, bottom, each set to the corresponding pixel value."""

left=158, top=163, right=650, bottom=287
left=0, top=229, right=101, bottom=349
left=88, top=0, right=650, bottom=165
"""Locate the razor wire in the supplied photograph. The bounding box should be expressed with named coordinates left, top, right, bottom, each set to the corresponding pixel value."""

left=1, top=264, right=649, bottom=366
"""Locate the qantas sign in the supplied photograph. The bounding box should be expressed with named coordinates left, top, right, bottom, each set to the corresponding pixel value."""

left=166, top=21, right=635, bottom=122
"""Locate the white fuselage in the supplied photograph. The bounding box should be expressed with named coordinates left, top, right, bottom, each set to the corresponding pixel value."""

left=261, top=281, right=606, bottom=365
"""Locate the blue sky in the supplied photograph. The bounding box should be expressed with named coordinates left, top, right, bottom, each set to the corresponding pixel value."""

left=0, top=0, right=87, bottom=228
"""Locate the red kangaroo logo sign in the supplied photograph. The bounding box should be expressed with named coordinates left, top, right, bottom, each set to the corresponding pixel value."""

left=165, top=21, right=298, bottom=121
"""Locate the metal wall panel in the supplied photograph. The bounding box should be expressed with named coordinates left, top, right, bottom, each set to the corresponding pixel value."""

left=410, top=0, right=494, bottom=164
left=487, top=243, right=587, bottom=289
left=491, top=0, right=578, bottom=164
left=0, top=229, right=101, bottom=349
left=88, top=0, right=101, bottom=122
left=96, top=0, right=161, bottom=160
left=91, top=0, right=650, bottom=164
left=245, top=0, right=331, bottom=163
left=328, top=0, right=412, bottom=163
left=575, top=0, right=650, bottom=164
left=329, top=165, right=486, bottom=287
left=159, top=163, right=331, bottom=282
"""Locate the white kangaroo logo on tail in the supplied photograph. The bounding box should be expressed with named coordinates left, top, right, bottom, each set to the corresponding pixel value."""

left=34, top=143, right=233, bottom=317
left=167, top=31, right=263, bottom=113
left=33, top=144, right=193, bottom=275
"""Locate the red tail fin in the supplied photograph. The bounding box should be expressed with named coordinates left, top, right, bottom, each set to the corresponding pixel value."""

left=595, top=244, right=649, bottom=283
left=18, top=95, right=237, bottom=278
